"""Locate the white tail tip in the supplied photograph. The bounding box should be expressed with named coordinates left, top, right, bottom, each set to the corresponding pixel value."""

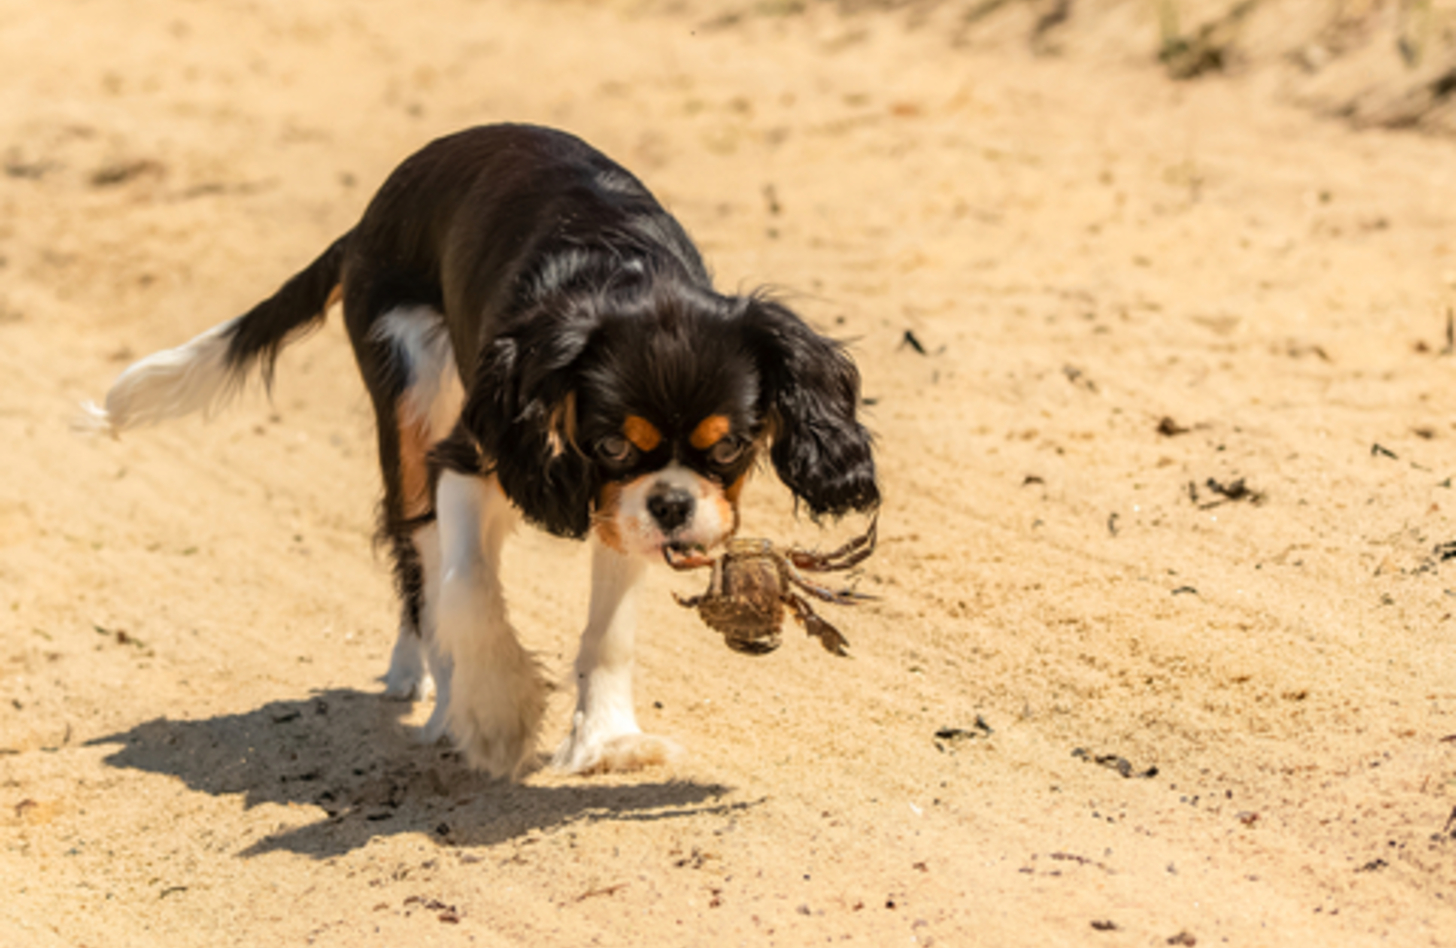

left=76, top=317, right=243, bottom=438
left=73, top=401, right=120, bottom=438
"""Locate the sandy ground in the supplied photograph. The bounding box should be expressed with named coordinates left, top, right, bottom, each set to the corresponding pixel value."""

left=4, top=0, right=1456, bottom=944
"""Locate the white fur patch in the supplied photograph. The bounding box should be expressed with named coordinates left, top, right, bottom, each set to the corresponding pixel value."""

left=369, top=306, right=463, bottom=441
left=77, top=317, right=244, bottom=436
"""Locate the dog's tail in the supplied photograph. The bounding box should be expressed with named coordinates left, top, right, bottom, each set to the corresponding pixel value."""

left=79, top=233, right=350, bottom=436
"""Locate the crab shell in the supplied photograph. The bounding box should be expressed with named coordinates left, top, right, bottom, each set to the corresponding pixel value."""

left=670, top=530, right=869, bottom=657
left=695, top=544, right=787, bottom=654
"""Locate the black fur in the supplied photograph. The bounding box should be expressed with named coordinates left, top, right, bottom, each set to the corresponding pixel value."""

left=456, top=300, right=599, bottom=538
left=739, top=294, right=879, bottom=518
left=222, top=234, right=349, bottom=388
left=201, top=125, right=878, bottom=623
left=575, top=281, right=764, bottom=487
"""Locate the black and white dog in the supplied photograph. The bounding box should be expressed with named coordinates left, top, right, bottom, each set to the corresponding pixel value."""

left=85, top=124, right=878, bottom=778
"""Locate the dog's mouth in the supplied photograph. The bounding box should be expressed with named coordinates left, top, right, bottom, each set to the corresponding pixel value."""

left=663, top=541, right=716, bottom=571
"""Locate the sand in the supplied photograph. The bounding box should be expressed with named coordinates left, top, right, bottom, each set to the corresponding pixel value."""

left=3, top=0, right=1455, bottom=944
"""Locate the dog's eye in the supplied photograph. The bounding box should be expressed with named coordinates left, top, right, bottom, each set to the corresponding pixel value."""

left=708, top=437, right=746, bottom=466
left=596, top=435, right=635, bottom=464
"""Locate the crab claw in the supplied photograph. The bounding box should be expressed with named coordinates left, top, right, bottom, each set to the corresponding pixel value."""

left=788, top=593, right=851, bottom=657
left=788, top=514, right=879, bottom=572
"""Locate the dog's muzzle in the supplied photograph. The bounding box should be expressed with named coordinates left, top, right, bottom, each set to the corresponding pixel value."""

left=646, top=484, right=695, bottom=534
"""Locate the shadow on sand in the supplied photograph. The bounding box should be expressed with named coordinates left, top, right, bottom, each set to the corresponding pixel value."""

left=88, top=688, right=742, bottom=859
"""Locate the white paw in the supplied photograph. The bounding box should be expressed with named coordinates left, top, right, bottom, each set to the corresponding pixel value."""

left=419, top=691, right=451, bottom=745
left=381, top=628, right=427, bottom=701
left=418, top=650, right=451, bottom=745
left=552, top=727, right=681, bottom=775
left=445, top=647, right=550, bottom=780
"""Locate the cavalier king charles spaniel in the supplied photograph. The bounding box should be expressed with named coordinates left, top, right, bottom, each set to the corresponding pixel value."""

left=84, top=124, right=879, bottom=778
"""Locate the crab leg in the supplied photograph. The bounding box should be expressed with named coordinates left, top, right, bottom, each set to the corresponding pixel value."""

left=788, top=515, right=878, bottom=572
left=787, top=592, right=851, bottom=656
left=672, top=556, right=727, bottom=611
left=782, top=559, right=875, bottom=605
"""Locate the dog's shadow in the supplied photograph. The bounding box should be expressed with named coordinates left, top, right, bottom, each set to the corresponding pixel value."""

left=87, top=689, right=740, bottom=859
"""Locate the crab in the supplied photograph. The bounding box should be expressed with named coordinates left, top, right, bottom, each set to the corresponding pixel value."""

left=664, top=519, right=877, bottom=656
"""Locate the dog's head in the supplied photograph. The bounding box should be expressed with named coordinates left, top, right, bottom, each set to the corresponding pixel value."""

left=463, top=277, right=879, bottom=556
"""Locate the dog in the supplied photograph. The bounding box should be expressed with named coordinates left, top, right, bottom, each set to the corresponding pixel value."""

left=83, top=124, right=879, bottom=778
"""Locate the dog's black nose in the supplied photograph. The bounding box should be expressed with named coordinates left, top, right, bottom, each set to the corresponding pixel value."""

left=647, top=486, right=695, bottom=533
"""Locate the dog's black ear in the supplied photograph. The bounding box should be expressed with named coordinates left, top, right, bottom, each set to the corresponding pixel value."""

left=460, top=313, right=597, bottom=538
left=739, top=296, right=879, bottom=519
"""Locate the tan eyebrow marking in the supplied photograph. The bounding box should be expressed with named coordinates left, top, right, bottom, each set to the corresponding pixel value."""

left=689, top=414, right=731, bottom=451
left=622, top=415, right=662, bottom=452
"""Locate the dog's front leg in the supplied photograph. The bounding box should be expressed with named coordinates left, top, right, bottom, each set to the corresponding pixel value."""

left=552, top=540, right=679, bottom=774
left=433, top=470, right=547, bottom=779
